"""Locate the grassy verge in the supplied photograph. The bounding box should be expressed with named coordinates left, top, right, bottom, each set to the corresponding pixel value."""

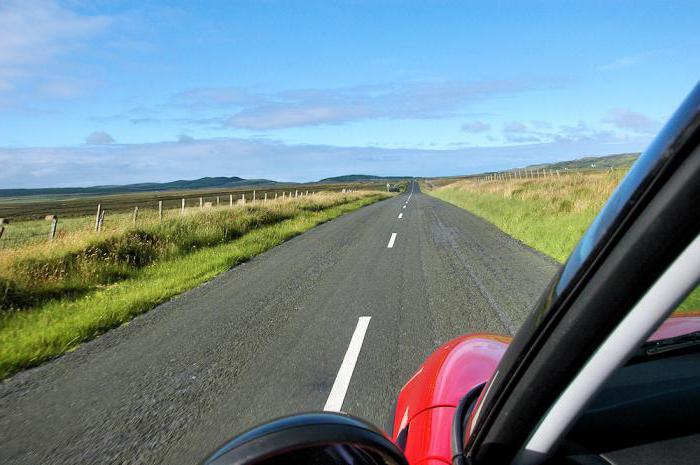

left=424, top=172, right=699, bottom=313
left=0, top=193, right=389, bottom=379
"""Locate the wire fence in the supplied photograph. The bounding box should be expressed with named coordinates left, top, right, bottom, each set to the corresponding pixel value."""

left=0, top=188, right=361, bottom=251
left=471, top=166, right=627, bottom=183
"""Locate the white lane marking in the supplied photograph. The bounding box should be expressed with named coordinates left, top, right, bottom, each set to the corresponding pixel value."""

left=398, top=213, right=403, bottom=219
left=324, top=316, right=372, bottom=412
left=387, top=232, right=397, bottom=248
left=402, top=205, right=406, bottom=209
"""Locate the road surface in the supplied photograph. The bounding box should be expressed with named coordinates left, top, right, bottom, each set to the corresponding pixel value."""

left=0, top=182, right=559, bottom=465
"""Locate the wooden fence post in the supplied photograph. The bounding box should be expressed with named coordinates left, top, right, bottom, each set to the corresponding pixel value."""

left=216, top=196, right=220, bottom=207
left=46, top=215, right=58, bottom=241
left=159, top=201, right=163, bottom=220
left=264, top=192, right=267, bottom=202
left=295, top=189, right=298, bottom=198
left=253, top=190, right=256, bottom=202
left=229, top=194, right=233, bottom=208
left=0, top=218, right=6, bottom=241
left=242, top=194, right=246, bottom=204
left=181, top=198, right=185, bottom=215
left=133, top=206, right=139, bottom=225
left=98, top=210, right=105, bottom=232
left=94, top=204, right=101, bottom=232
left=199, top=197, right=203, bottom=209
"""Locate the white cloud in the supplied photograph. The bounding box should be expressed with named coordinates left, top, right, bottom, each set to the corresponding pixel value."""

left=0, top=0, right=110, bottom=99
left=0, top=135, right=649, bottom=189
left=598, top=56, right=642, bottom=71
left=461, top=121, right=491, bottom=133
left=603, top=108, right=659, bottom=134
left=155, top=79, right=559, bottom=130
left=85, top=131, right=115, bottom=145
left=499, top=119, right=650, bottom=145
left=503, top=121, right=529, bottom=133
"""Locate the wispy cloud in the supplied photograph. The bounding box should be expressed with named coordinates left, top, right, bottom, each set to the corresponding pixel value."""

left=603, top=108, right=659, bottom=133
left=597, top=51, right=668, bottom=71
left=0, top=0, right=111, bottom=105
left=461, top=121, right=491, bottom=133
left=498, top=118, right=648, bottom=145
left=125, top=79, right=559, bottom=130
left=598, top=55, right=643, bottom=71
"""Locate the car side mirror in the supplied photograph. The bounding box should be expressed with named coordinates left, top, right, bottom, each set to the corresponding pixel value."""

left=202, top=412, right=409, bottom=465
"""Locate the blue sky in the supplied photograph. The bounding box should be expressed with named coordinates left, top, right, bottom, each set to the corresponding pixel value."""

left=1, top=0, right=698, bottom=187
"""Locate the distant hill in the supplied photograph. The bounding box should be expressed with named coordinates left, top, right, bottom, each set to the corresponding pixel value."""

left=523, top=152, right=640, bottom=172
left=0, top=176, right=278, bottom=198
left=317, top=174, right=410, bottom=183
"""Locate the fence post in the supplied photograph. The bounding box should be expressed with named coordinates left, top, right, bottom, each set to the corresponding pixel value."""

left=0, top=218, right=6, bottom=241
left=133, top=206, right=139, bottom=225
left=264, top=192, right=268, bottom=202
left=46, top=215, right=58, bottom=241
left=295, top=189, right=298, bottom=198
left=159, top=201, right=163, bottom=220
left=94, top=204, right=101, bottom=232
left=216, top=196, right=220, bottom=207
left=199, top=197, right=203, bottom=209
left=242, top=193, right=246, bottom=204
left=253, top=190, right=256, bottom=203
left=181, top=198, right=185, bottom=215
left=98, top=210, right=106, bottom=231
left=229, top=194, right=233, bottom=208
left=275, top=192, right=278, bottom=199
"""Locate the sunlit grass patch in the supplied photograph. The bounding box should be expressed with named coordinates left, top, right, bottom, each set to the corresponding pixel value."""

left=0, top=193, right=390, bottom=378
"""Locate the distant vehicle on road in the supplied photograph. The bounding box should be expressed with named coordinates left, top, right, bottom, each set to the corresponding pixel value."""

left=201, top=84, right=700, bottom=465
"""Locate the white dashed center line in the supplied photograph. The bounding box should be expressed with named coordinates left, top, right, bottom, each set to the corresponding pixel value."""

left=398, top=213, right=403, bottom=219
left=402, top=205, right=406, bottom=209
left=387, top=232, right=397, bottom=248
left=324, top=316, right=372, bottom=412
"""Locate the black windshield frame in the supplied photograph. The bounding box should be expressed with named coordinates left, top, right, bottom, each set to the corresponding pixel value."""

left=464, top=83, right=700, bottom=465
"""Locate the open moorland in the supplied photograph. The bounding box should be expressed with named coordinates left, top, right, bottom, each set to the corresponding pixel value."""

left=0, top=181, right=393, bottom=249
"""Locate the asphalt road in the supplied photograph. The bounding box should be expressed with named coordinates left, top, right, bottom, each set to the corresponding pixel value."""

left=0, top=182, right=559, bottom=465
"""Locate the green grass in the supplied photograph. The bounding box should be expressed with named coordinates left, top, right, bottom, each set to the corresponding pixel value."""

left=0, top=194, right=388, bottom=379
left=424, top=172, right=700, bottom=314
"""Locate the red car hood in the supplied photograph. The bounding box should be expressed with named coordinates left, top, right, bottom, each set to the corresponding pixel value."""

left=648, top=311, right=700, bottom=341
left=393, top=312, right=700, bottom=464
left=393, top=334, right=510, bottom=464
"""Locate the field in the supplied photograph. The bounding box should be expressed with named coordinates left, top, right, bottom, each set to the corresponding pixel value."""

left=0, top=190, right=393, bottom=378
left=0, top=182, right=389, bottom=249
left=424, top=170, right=700, bottom=313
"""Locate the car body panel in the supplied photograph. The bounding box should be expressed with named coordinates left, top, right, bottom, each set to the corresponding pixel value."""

left=393, top=334, right=510, bottom=464
left=648, top=311, right=700, bottom=341
left=402, top=407, right=453, bottom=465
left=394, top=314, right=699, bottom=464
